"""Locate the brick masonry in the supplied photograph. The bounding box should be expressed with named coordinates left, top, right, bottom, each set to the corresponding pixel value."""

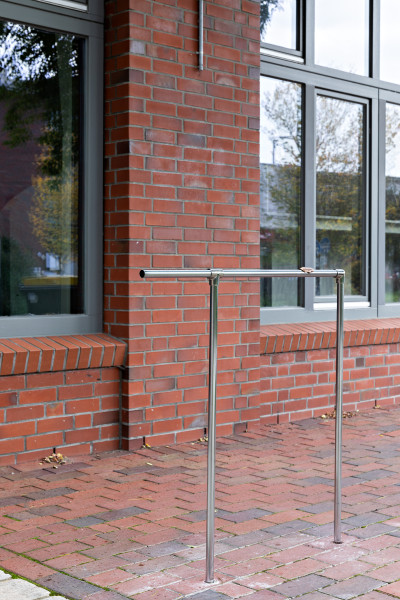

left=103, top=0, right=261, bottom=448
left=0, top=335, right=126, bottom=464
left=2, top=1, right=400, bottom=463
left=260, top=319, right=400, bottom=424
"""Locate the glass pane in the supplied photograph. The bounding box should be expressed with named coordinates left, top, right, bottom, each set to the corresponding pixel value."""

left=316, top=96, right=365, bottom=298
left=315, top=0, right=369, bottom=75
left=260, top=0, right=298, bottom=50
left=260, top=78, right=302, bottom=307
left=0, top=21, right=82, bottom=316
left=385, top=104, right=400, bottom=303
left=380, top=0, right=400, bottom=84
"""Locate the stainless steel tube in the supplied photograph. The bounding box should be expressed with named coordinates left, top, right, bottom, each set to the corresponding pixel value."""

left=140, top=268, right=345, bottom=279
left=205, top=273, right=219, bottom=583
left=199, top=0, right=204, bottom=71
left=139, top=267, right=346, bottom=573
left=334, top=273, right=345, bottom=543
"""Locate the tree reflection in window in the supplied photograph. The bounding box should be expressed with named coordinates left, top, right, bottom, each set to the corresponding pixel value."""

left=260, top=0, right=298, bottom=50
left=0, top=21, right=82, bottom=315
left=260, top=78, right=302, bottom=307
left=316, top=96, right=365, bottom=298
left=385, top=104, right=400, bottom=302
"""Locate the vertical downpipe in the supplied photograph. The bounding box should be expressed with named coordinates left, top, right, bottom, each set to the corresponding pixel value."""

left=205, top=273, right=220, bottom=582
left=199, top=0, right=204, bottom=71
left=334, top=273, right=345, bottom=543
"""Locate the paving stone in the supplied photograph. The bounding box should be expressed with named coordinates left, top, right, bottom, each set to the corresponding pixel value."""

left=29, top=506, right=66, bottom=517
left=245, top=592, right=286, bottom=600
left=84, top=592, right=130, bottom=600
left=350, top=523, right=400, bottom=539
left=303, top=523, right=352, bottom=537
left=321, top=575, right=385, bottom=599
left=0, top=496, right=29, bottom=507
left=270, top=574, right=335, bottom=597
left=343, top=512, right=389, bottom=527
left=182, top=510, right=208, bottom=522
left=3, top=409, right=400, bottom=600
left=188, top=591, right=230, bottom=600
left=302, top=502, right=334, bottom=514
left=137, top=540, right=189, bottom=557
left=0, top=578, right=50, bottom=599
left=26, top=488, right=77, bottom=501
left=262, top=520, right=311, bottom=536
left=95, top=506, right=149, bottom=521
left=354, top=469, right=397, bottom=481
left=292, top=477, right=334, bottom=487
left=66, top=516, right=106, bottom=527
left=222, top=531, right=272, bottom=547
left=379, top=582, right=400, bottom=597
left=367, top=562, right=400, bottom=583
left=216, top=509, right=272, bottom=523
left=37, top=572, right=101, bottom=597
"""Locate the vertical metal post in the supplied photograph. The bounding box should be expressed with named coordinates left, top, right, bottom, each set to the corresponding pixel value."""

left=199, top=0, right=204, bottom=71
left=205, top=272, right=219, bottom=583
left=334, top=273, right=344, bottom=543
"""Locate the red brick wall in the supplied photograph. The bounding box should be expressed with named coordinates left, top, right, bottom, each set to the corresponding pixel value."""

left=0, top=367, right=121, bottom=465
left=0, top=334, right=125, bottom=464
left=104, top=0, right=261, bottom=447
left=260, top=320, right=400, bottom=424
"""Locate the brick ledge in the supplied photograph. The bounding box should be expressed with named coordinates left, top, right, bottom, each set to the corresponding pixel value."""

left=0, top=334, right=126, bottom=376
left=260, top=318, right=400, bottom=354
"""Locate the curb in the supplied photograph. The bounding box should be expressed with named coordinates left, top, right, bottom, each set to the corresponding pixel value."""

left=0, top=569, right=69, bottom=600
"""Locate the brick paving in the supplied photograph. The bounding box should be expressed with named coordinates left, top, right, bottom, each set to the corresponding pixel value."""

left=1, top=408, right=400, bottom=598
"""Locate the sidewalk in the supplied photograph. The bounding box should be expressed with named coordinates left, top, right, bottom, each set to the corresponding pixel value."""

left=1, top=408, right=400, bottom=599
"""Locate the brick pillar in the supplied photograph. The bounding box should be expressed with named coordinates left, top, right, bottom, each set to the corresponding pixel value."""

left=104, top=0, right=261, bottom=448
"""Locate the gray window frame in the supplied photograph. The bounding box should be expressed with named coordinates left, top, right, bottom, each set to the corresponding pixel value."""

left=0, top=0, right=103, bottom=337
left=260, top=0, right=400, bottom=325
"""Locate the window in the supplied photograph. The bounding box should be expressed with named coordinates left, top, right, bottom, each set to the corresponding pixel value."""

left=261, top=0, right=302, bottom=61
left=260, top=78, right=302, bottom=308
left=314, top=0, right=369, bottom=75
left=380, top=0, right=400, bottom=84
left=315, top=95, right=366, bottom=300
left=0, top=0, right=103, bottom=336
left=260, top=1, right=400, bottom=324
left=384, top=103, right=400, bottom=303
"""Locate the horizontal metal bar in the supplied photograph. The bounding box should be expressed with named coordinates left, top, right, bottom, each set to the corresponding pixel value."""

left=140, top=268, right=345, bottom=280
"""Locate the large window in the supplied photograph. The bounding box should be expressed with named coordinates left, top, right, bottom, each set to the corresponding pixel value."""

left=261, top=0, right=400, bottom=323
left=0, top=0, right=103, bottom=336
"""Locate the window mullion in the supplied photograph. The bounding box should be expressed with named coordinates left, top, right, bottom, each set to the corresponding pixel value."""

left=369, top=98, right=379, bottom=309
left=303, top=84, right=316, bottom=309
left=371, top=0, right=380, bottom=79
left=304, top=0, right=314, bottom=67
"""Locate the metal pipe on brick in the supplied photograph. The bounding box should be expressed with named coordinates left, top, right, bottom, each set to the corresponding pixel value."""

left=140, top=266, right=346, bottom=579
left=140, top=268, right=345, bottom=279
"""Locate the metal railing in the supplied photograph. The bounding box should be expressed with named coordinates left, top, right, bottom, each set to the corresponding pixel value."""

left=140, top=268, right=345, bottom=582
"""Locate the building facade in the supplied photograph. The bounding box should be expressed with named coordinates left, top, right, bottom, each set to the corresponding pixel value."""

left=0, top=0, right=400, bottom=463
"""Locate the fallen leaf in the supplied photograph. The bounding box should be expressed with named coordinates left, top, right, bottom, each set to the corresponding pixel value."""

left=300, top=266, right=314, bottom=273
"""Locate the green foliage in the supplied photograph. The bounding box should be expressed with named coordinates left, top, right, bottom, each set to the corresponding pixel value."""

left=260, top=0, right=280, bottom=35
left=0, top=21, right=80, bottom=177
left=30, top=167, right=79, bottom=268
left=261, top=81, right=366, bottom=299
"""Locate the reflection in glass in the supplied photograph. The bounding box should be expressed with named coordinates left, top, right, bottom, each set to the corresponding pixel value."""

left=260, top=0, right=298, bottom=50
left=385, top=104, right=400, bottom=303
left=260, top=78, right=302, bottom=307
left=316, top=96, right=365, bottom=298
left=0, top=21, right=82, bottom=316
left=315, top=0, right=369, bottom=75
left=380, top=0, right=400, bottom=84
